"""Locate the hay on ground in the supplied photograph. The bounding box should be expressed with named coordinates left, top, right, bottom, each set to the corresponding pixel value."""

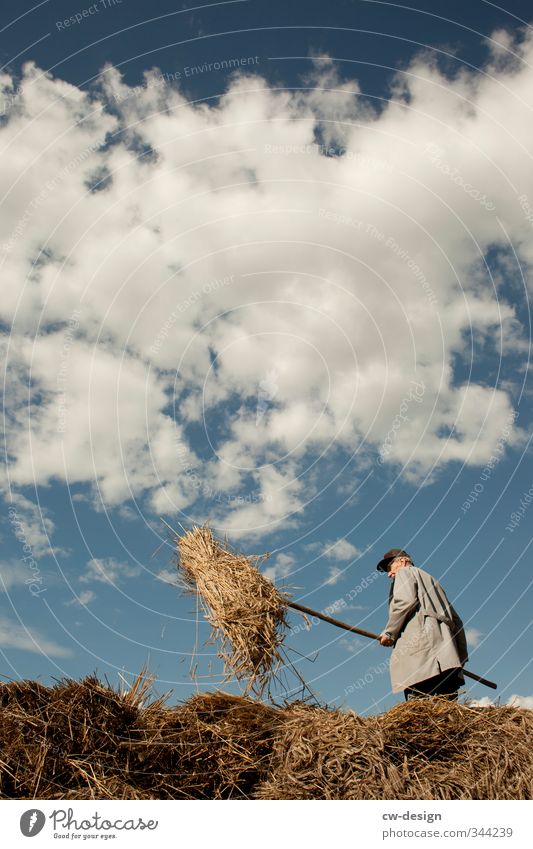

left=254, top=702, right=390, bottom=800
left=2, top=673, right=532, bottom=800
left=176, top=525, right=291, bottom=694
left=0, top=674, right=147, bottom=799
left=255, top=698, right=533, bottom=800
left=138, top=692, right=278, bottom=798
left=377, top=698, right=533, bottom=799
left=0, top=676, right=278, bottom=800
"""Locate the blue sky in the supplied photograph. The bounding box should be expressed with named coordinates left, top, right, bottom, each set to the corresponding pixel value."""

left=1, top=0, right=532, bottom=715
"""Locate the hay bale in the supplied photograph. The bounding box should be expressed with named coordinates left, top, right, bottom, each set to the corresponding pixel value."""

left=0, top=674, right=278, bottom=800
left=378, top=700, right=533, bottom=799
left=51, top=688, right=279, bottom=800
left=0, top=680, right=54, bottom=798
left=0, top=675, right=145, bottom=799
left=154, top=692, right=279, bottom=799
left=176, top=525, right=290, bottom=694
left=2, top=670, right=532, bottom=800
left=256, top=699, right=533, bottom=800
left=254, top=702, right=389, bottom=799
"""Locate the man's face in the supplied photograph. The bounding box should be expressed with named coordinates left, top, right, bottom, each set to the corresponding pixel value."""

left=387, top=556, right=409, bottom=580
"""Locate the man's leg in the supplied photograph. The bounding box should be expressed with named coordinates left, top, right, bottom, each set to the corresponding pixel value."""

left=404, top=668, right=463, bottom=701
left=431, top=667, right=463, bottom=700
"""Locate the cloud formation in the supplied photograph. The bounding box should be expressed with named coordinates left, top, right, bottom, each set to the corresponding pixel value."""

left=0, top=614, right=72, bottom=657
left=1, top=32, right=532, bottom=539
left=80, top=557, right=141, bottom=586
left=465, top=628, right=483, bottom=648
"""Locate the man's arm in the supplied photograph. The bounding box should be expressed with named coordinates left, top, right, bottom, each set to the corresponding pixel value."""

left=382, top=568, right=419, bottom=640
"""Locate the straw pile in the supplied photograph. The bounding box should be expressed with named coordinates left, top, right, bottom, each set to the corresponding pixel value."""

left=255, top=699, right=533, bottom=800
left=0, top=674, right=150, bottom=799
left=0, top=676, right=277, bottom=800
left=176, top=525, right=290, bottom=694
left=1, top=675, right=532, bottom=800
left=254, top=702, right=392, bottom=799
left=141, top=692, right=279, bottom=798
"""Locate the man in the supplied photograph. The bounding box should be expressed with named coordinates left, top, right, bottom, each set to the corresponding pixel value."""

left=377, top=549, right=468, bottom=700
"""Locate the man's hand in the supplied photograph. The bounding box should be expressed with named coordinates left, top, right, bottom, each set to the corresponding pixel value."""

left=379, top=632, right=394, bottom=646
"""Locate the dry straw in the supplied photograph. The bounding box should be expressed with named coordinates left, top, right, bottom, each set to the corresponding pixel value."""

left=256, top=698, right=533, bottom=800
left=0, top=676, right=277, bottom=800
left=175, top=525, right=291, bottom=694
left=1, top=674, right=532, bottom=800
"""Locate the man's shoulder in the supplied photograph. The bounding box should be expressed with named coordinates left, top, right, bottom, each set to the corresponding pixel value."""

left=411, top=565, right=443, bottom=588
left=395, top=566, right=418, bottom=584
left=411, top=565, right=431, bottom=579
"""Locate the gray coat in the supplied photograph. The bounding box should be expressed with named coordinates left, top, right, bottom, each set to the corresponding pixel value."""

left=384, top=566, right=468, bottom=693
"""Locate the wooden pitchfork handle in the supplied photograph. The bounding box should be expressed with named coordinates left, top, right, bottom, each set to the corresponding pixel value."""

left=288, top=600, right=497, bottom=690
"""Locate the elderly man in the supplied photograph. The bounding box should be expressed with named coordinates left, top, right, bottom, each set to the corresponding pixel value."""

left=377, top=549, right=468, bottom=700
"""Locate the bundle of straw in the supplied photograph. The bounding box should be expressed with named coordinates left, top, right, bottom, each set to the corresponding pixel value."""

left=0, top=676, right=278, bottom=800
left=2, top=673, right=533, bottom=800
left=255, top=698, right=533, bottom=800
left=254, top=702, right=390, bottom=800
left=176, top=525, right=290, bottom=694
left=377, top=698, right=533, bottom=800
left=0, top=674, right=150, bottom=799
left=163, top=692, right=278, bottom=798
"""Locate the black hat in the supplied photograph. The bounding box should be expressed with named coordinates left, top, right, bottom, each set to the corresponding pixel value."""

left=376, top=548, right=411, bottom=573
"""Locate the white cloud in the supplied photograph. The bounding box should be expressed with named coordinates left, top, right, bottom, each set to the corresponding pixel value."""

left=465, top=628, right=483, bottom=647
left=467, top=695, right=533, bottom=709
left=339, top=635, right=366, bottom=653
left=0, top=614, right=72, bottom=657
left=322, top=538, right=360, bottom=561
left=325, top=566, right=343, bottom=585
left=262, top=552, right=295, bottom=583
left=2, top=37, right=532, bottom=536
left=80, top=557, right=141, bottom=585
left=0, top=560, right=29, bottom=591
left=156, top=567, right=179, bottom=586
left=507, top=694, right=533, bottom=709
left=4, top=491, right=61, bottom=558
left=65, top=589, right=96, bottom=606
